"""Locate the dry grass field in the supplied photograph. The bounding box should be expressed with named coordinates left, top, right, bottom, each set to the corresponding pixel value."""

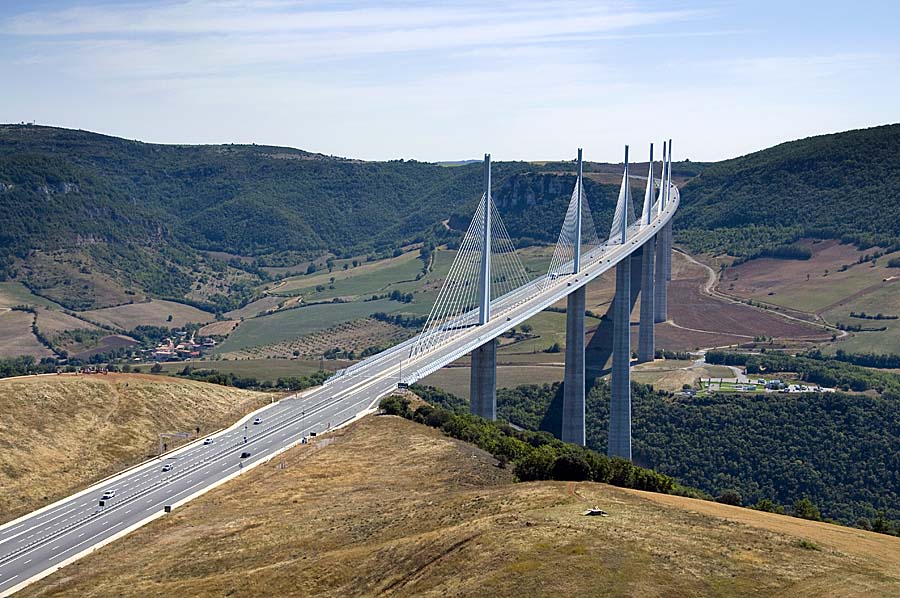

left=82, top=299, right=214, bottom=330
left=0, top=309, right=54, bottom=359
left=25, top=415, right=900, bottom=597
left=720, top=240, right=900, bottom=354
left=198, top=319, right=240, bottom=337
left=0, top=373, right=273, bottom=523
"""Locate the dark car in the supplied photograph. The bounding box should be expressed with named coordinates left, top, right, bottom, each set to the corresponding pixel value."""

left=240, top=451, right=251, bottom=459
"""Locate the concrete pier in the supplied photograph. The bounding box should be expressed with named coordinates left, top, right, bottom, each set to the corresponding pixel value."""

left=654, top=230, right=668, bottom=323
left=562, top=286, right=586, bottom=445
left=638, top=237, right=656, bottom=362
left=470, top=339, right=497, bottom=420
left=609, top=258, right=632, bottom=460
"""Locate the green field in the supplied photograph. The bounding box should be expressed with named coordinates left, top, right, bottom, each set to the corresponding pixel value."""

left=215, top=298, right=405, bottom=353
left=148, top=358, right=353, bottom=382
left=0, top=282, right=64, bottom=310
left=821, top=282, right=900, bottom=355
left=270, top=250, right=424, bottom=298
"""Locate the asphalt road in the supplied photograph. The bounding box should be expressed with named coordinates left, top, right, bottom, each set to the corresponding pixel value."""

left=0, top=184, right=678, bottom=596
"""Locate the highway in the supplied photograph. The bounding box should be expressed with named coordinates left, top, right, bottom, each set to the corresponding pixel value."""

left=0, top=183, right=677, bottom=596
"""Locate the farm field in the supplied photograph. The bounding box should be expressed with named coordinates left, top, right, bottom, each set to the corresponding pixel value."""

left=723, top=240, right=899, bottom=313
left=214, top=298, right=406, bottom=354
left=721, top=239, right=900, bottom=354
left=0, top=282, right=63, bottom=310
left=26, top=414, right=900, bottom=597
left=268, top=249, right=423, bottom=297
left=225, top=296, right=287, bottom=320
left=150, top=358, right=351, bottom=382
left=198, top=319, right=240, bottom=337
left=82, top=299, right=215, bottom=330
left=33, top=307, right=100, bottom=338
left=0, top=309, right=54, bottom=359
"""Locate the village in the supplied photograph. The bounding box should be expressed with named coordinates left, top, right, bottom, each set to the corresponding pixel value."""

left=147, top=329, right=217, bottom=362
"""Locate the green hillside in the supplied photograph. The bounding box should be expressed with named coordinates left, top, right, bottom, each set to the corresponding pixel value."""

left=677, top=123, right=900, bottom=257
left=425, top=378, right=900, bottom=531
left=0, top=125, right=638, bottom=310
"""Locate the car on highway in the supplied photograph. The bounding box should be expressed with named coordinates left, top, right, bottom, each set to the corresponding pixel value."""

left=203, top=437, right=214, bottom=445
left=161, top=462, right=174, bottom=472
left=253, top=417, right=262, bottom=425
left=240, top=451, right=251, bottom=459
left=101, top=489, right=116, bottom=500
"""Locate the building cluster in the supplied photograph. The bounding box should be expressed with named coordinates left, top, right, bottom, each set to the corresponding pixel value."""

left=148, top=331, right=216, bottom=361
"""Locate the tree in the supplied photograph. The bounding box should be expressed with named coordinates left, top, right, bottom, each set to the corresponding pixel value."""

left=520, top=324, right=533, bottom=334
left=151, top=363, right=163, bottom=373
left=793, top=497, right=822, bottom=521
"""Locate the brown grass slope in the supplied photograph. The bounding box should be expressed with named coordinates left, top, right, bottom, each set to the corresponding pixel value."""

left=25, top=415, right=900, bottom=597
left=0, top=374, right=272, bottom=523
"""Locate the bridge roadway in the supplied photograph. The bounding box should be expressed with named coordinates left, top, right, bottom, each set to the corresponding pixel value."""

left=0, top=185, right=677, bottom=596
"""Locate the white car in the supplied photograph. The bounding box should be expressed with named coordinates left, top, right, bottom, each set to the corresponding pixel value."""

left=204, top=438, right=214, bottom=445
left=253, top=417, right=262, bottom=425
left=161, top=462, right=174, bottom=472
left=101, top=489, right=116, bottom=500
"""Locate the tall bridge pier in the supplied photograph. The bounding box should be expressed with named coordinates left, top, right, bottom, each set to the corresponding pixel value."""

left=410, top=140, right=676, bottom=461
left=562, top=149, right=586, bottom=445
left=470, top=153, right=498, bottom=420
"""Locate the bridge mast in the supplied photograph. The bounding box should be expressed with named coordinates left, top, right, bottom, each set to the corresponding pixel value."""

left=478, top=153, right=492, bottom=325
left=562, top=148, right=586, bottom=445
left=573, top=148, right=583, bottom=274
left=471, top=153, right=497, bottom=419
left=655, top=141, right=669, bottom=323
left=638, top=143, right=657, bottom=363
left=609, top=145, right=633, bottom=460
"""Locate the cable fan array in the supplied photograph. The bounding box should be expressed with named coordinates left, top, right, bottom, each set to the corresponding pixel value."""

left=544, top=176, right=602, bottom=287
left=608, top=165, right=637, bottom=244
left=411, top=192, right=529, bottom=357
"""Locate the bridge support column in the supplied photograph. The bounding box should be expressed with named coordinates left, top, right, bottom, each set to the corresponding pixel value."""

left=609, top=258, right=632, bottom=460
left=638, top=237, right=656, bottom=362
left=562, top=286, right=586, bottom=445
left=654, top=228, right=668, bottom=323
left=470, top=339, right=496, bottom=420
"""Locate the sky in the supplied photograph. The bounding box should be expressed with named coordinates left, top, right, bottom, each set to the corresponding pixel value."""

left=1, top=0, right=899, bottom=162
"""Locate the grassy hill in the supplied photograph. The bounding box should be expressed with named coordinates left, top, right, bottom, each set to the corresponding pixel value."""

left=23, top=414, right=900, bottom=597
left=482, top=379, right=900, bottom=531
left=677, top=123, right=900, bottom=258
left=0, top=373, right=274, bottom=523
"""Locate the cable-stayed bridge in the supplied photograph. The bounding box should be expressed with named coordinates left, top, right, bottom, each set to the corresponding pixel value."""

left=330, top=140, right=678, bottom=451
left=0, top=141, right=678, bottom=595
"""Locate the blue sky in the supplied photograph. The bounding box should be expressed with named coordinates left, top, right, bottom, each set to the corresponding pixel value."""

left=1, top=1, right=898, bottom=162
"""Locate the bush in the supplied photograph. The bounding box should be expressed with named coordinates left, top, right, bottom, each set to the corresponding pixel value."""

left=716, top=490, right=743, bottom=506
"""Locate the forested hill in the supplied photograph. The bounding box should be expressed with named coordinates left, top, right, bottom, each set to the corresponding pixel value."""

left=677, top=123, right=900, bottom=257
left=0, top=124, right=656, bottom=308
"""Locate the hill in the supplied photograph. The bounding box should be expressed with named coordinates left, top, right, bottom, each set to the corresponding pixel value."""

left=23, top=414, right=900, bottom=597
left=677, top=123, right=900, bottom=258
left=0, top=373, right=274, bottom=523
left=1, top=124, right=688, bottom=312
left=484, top=379, right=900, bottom=531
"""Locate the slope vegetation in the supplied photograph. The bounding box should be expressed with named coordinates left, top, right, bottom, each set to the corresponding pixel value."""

left=678, top=123, right=900, bottom=256
left=0, top=373, right=273, bottom=522
left=24, top=415, right=900, bottom=597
